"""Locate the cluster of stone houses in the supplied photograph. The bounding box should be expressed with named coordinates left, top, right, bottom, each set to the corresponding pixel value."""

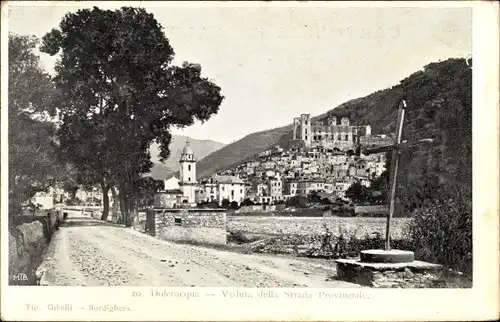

left=155, top=114, right=390, bottom=208
left=216, top=144, right=387, bottom=204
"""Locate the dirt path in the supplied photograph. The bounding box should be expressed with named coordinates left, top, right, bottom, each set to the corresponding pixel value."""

left=37, top=211, right=361, bottom=287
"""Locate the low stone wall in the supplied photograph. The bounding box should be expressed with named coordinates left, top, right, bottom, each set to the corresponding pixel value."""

left=9, top=211, right=64, bottom=285
left=150, top=208, right=227, bottom=246
left=335, top=259, right=445, bottom=288
left=239, top=205, right=281, bottom=213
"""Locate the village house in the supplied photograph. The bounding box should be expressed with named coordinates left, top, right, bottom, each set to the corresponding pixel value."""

left=296, top=177, right=327, bottom=196
left=333, top=181, right=352, bottom=199
left=283, top=180, right=298, bottom=196
left=266, top=176, right=283, bottom=202
left=212, top=175, right=246, bottom=205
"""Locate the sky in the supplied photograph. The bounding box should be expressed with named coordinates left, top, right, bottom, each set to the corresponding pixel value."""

left=7, top=2, right=472, bottom=144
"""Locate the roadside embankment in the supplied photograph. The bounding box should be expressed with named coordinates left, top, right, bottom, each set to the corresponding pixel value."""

left=8, top=211, right=65, bottom=285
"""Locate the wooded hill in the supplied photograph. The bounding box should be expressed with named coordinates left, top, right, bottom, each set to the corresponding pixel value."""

left=197, top=58, right=472, bottom=206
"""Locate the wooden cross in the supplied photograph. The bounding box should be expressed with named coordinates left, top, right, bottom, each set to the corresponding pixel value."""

left=359, top=100, right=434, bottom=250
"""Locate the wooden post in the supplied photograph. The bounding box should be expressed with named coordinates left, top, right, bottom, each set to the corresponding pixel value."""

left=385, top=102, right=405, bottom=251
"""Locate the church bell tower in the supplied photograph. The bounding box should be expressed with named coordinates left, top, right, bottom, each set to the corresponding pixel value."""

left=179, top=139, right=197, bottom=204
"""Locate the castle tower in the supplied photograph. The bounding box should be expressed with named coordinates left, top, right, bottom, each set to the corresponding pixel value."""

left=293, top=117, right=301, bottom=140
left=300, top=114, right=312, bottom=147
left=341, top=116, right=350, bottom=126
left=179, top=139, right=197, bottom=204
left=329, top=115, right=337, bottom=126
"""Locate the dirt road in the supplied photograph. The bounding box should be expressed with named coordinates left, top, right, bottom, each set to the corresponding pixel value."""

left=37, top=211, right=360, bottom=287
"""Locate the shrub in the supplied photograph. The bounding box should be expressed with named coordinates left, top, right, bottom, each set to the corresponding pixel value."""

left=221, top=199, right=230, bottom=209
left=229, top=201, right=239, bottom=210
left=407, top=190, right=472, bottom=276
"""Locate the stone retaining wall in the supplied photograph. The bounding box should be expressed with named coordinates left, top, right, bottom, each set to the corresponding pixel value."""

left=149, top=208, right=227, bottom=245
left=8, top=211, right=64, bottom=285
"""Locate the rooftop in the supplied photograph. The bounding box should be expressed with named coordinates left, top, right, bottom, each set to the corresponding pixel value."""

left=212, top=175, right=245, bottom=184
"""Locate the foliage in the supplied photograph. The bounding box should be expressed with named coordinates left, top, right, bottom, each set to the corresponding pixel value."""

left=241, top=198, right=255, bottom=206
left=221, top=199, right=230, bottom=209
left=8, top=34, right=68, bottom=215
left=135, top=177, right=164, bottom=208
left=229, top=201, right=239, bottom=210
left=406, top=187, right=472, bottom=275
left=86, top=197, right=102, bottom=206
left=65, top=198, right=83, bottom=206
left=285, top=195, right=308, bottom=208
left=321, top=198, right=332, bottom=205
left=307, top=190, right=322, bottom=204
left=40, top=7, right=224, bottom=223
left=345, top=182, right=371, bottom=204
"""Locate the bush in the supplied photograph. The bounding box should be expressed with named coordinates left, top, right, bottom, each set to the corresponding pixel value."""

left=221, top=199, right=230, bottom=209
left=229, top=201, right=239, bottom=210
left=407, top=191, right=472, bottom=276
left=241, top=198, right=254, bottom=206
left=227, top=230, right=261, bottom=244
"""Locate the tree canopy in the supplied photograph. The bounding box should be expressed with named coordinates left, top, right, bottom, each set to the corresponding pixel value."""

left=40, top=7, right=224, bottom=223
left=8, top=34, right=69, bottom=215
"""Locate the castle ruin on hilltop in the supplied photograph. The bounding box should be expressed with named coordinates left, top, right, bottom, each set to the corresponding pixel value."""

left=292, top=111, right=377, bottom=150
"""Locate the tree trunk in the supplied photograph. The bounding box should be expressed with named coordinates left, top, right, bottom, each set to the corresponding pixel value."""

left=70, top=189, right=77, bottom=200
left=125, top=196, right=135, bottom=227
left=119, top=193, right=127, bottom=225
left=118, top=180, right=129, bottom=226
left=111, top=186, right=119, bottom=222
left=100, top=182, right=110, bottom=221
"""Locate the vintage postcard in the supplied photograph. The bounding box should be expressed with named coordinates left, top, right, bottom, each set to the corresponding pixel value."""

left=1, top=1, right=499, bottom=321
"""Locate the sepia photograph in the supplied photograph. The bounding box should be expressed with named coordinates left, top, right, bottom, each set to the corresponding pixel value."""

left=2, top=1, right=498, bottom=321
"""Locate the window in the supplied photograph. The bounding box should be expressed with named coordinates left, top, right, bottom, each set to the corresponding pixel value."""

left=240, top=189, right=243, bottom=193
left=188, top=164, right=191, bottom=171
left=345, top=135, right=349, bottom=141
left=188, top=177, right=191, bottom=181
left=174, top=218, right=182, bottom=226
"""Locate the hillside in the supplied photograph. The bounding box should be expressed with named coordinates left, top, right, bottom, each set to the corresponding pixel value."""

left=148, top=135, right=225, bottom=180
left=197, top=58, right=472, bottom=201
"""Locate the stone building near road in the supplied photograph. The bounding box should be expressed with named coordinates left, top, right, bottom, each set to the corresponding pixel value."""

left=146, top=208, right=227, bottom=245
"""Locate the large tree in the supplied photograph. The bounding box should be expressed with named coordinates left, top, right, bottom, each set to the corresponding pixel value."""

left=41, top=7, right=224, bottom=224
left=8, top=34, right=62, bottom=215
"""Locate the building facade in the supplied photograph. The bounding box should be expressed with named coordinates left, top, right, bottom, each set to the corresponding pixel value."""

left=292, top=111, right=372, bottom=150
